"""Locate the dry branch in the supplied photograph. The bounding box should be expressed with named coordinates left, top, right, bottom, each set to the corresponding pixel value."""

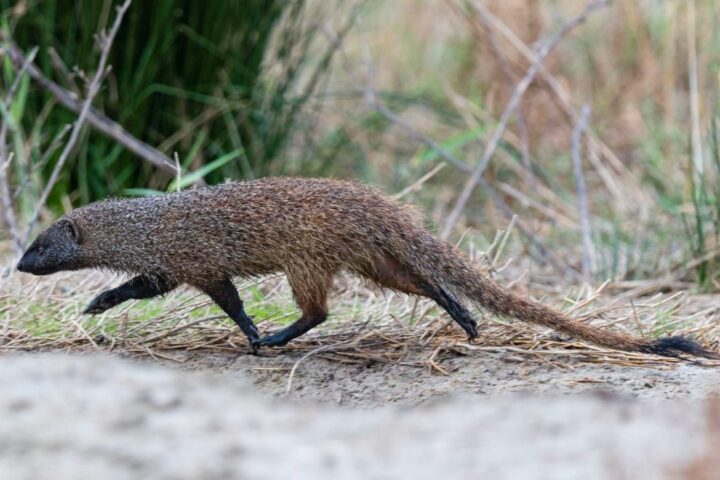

left=464, top=1, right=646, bottom=208
left=572, top=104, right=594, bottom=281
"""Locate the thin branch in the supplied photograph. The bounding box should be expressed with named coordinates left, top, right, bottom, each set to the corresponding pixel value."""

left=22, top=0, right=132, bottom=245
left=9, top=125, right=73, bottom=203
left=687, top=0, right=703, bottom=181
left=48, top=46, right=81, bottom=94
left=392, top=163, right=446, bottom=200
left=441, top=0, right=610, bottom=239
left=453, top=0, right=535, bottom=187
left=465, top=0, right=643, bottom=208
left=0, top=31, right=178, bottom=177
left=572, top=104, right=594, bottom=281
left=285, top=332, right=370, bottom=394
left=0, top=47, right=39, bottom=255
left=366, top=96, right=474, bottom=174
left=4, top=47, right=39, bottom=103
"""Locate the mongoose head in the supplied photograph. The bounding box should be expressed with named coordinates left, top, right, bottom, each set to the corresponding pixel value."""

left=17, top=218, right=82, bottom=275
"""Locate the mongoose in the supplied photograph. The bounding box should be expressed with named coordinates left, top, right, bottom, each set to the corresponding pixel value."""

left=16, top=177, right=716, bottom=358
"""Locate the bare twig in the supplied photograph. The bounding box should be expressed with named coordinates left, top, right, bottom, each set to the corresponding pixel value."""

left=22, top=0, right=132, bottom=245
left=441, top=0, right=610, bottom=239
left=285, top=332, right=370, bottom=394
left=0, top=32, right=178, bottom=177
left=393, top=163, right=446, bottom=200
left=3, top=47, right=39, bottom=103
left=48, top=46, right=81, bottom=94
left=572, top=104, right=594, bottom=281
left=687, top=0, right=704, bottom=181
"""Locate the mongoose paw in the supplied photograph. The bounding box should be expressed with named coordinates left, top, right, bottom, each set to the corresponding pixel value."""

left=465, top=322, right=478, bottom=341
left=83, top=292, right=118, bottom=315
left=254, top=332, right=290, bottom=349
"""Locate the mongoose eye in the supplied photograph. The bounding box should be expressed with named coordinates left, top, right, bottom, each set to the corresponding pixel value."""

left=36, top=246, right=45, bottom=255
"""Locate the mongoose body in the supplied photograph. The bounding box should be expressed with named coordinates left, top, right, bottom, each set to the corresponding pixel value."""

left=16, top=177, right=715, bottom=357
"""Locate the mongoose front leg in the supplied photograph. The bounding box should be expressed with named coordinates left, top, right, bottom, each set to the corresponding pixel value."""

left=200, top=278, right=260, bottom=351
left=84, top=275, right=175, bottom=314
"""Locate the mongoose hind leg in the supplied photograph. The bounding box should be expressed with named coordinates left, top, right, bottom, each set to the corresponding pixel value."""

left=84, top=274, right=176, bottom=314
left=255, top=273, right=330, bottom=348
left=254, top=306, right=328, bottom=348
left=200, top=278, right=260, bottom=351
left=368, top=254, right=478, bottom=340
left=420, top=282, right=478, bottom=340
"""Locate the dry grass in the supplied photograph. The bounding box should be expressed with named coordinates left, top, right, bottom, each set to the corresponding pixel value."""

left=3, top=239, right=719, bottom=374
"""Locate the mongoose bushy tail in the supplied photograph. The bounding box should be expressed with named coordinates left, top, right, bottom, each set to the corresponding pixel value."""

left=16, top=176, right=716, bottom=359
left=386, top=228, right=716, bottom=358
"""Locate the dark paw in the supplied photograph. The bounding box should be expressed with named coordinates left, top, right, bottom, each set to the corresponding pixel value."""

left=83, top=292, right=118, bottom=315
left=254, top=332, right=290, bottom=349
left=465, top=323, right=478, bottom=341
left=243, top=326, right=261, bottom=355
left=249, top=339, right=260, bottom=355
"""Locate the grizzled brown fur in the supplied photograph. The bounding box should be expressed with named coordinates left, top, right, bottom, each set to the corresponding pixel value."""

left=17, top=177, right=716, bottom=357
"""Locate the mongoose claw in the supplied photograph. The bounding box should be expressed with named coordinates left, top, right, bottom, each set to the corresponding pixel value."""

left=466, top=325, right=478, bottom=342
left=83, top=302, right=109, bottom=315
left=83, top=292, right=118, bottom=315
left=83, top=306, right=109, bottom=315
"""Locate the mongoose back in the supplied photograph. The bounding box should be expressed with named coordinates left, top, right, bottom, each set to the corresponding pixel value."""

left=16, top=177, right=716, bottom=358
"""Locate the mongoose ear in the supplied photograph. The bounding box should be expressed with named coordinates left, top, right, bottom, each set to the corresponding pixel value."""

left=58, top=218, right=81, bottom=243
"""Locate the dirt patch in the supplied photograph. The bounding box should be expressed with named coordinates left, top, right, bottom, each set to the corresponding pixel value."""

left=181, top=347, right=720, bottom=406
left=1, top=353, right=717, bottom=480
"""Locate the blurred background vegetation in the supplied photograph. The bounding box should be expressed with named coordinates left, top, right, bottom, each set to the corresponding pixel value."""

left=1, top=0, right=352, bottom=204
left=2, top=0, right=720, bottom=289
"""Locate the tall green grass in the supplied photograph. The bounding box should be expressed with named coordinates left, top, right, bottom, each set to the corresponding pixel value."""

left=0, top=0, right=339, bottom=209
left=681, top=120, right=720, bottom=290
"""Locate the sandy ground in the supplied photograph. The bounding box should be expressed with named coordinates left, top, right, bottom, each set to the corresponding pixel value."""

left=197, top=348, right=720, bottom=405
left=2, top=352, right=719, bottom=480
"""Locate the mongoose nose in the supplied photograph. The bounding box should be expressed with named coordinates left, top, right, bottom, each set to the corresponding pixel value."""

left=16, top=258, right=27, bottom=272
